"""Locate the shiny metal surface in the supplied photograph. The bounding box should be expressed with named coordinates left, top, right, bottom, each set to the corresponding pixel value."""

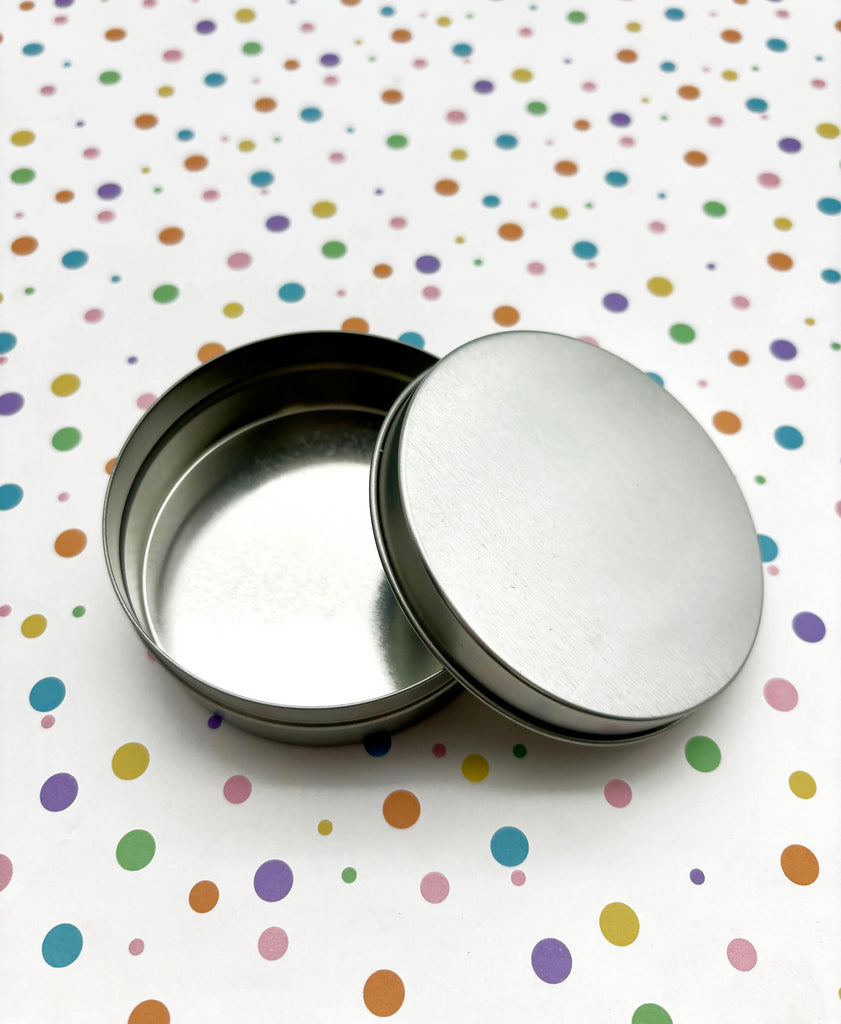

left=372, top=330, right=763, bottom=742
left=104, top=332, right=454, bottom=744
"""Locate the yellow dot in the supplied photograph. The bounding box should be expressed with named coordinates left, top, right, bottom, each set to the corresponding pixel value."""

left=158, top=85, right=174, bottom=97
left=550, top=206, right=569, bottom=220
left=626, top=21, right=642, bottom=31
left=235, top=7, right=256, bottom=21
left=774, top=217, right=792, bottom=231
left=599, top=902, right=640, bottom=946
left=312, top=200, right=337, bottom=218
left=223, top=302, right=244, bottom=318
left=450, top=148, right=468, bottom=161
left=11, top=130, right=36, bottom=146
left=816, top=122, right=839, bottom=139
left=461, top=754, right=489, bottom=782
left=317, top=819, right=333, bottom=835
left=805, top=317, right=815, bottom=325
left=51, top=373, right=81, bottom=397
left=141, top=166, right=151, bottom=174
left=112, top=742, right=150, bottom=780
left=722, top=70, right=738, bottom=81
left=238, top=139, right=255, bottom=152
left=455, top=236, right=465, bottom=244
left=788, top=771, right=816, bottom=799
left=647, top=276, right=673, bottom=296
left=21, top=614, right=47, bottom=638
left=512, top=68, right=533, bottom=82
left=436, top=16, right=451, bottom=26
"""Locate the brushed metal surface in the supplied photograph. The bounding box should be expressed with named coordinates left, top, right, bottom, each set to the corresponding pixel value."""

left=372, top=330, right=763, bottom=740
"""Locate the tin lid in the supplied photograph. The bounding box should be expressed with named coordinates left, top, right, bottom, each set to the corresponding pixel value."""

left=371, top=331, right=763, bottom=742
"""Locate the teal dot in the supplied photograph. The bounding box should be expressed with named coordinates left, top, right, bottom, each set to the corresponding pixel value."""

left=684, top=735, right=721, bottom=772
left=452, top=43, right=472, bottom=57
left=774, top=425, right=803, bottom=449
left=42, top=924, right=83, bottom=968
left=30, top=676, right=66, bottom=712
left=341, top=866, right=357, bottom=883
left=817, top=197, right=841, bottom=215
left=647, top=372, right=665, bottom=386
left=526, top=100, right=547, bottom=115
left=152, top=283, right=179, bottom=303
left=660, top=61, right=677, bottom=72
left=204, top=72, right=226, bottom=86
left=664, top=8, right=684, bottom=20
left=51, top=427, right=81, bottom=451
left=300, top=107, right=322, bottom=122
left=821, top=269, right=840, bottom=283
left=386, top=134, right=408, bottom=148
left=758, top=534, right=778, bottom=562
left=766, top=38, right=787, bottom=52
left=99, top=70, right=120, bottom=85
left=278, top=282, right=305, bottom=302
left=490, top=826, right=529, bottom=866
left=703, top=201, right=727, bottom=217
left=250, top=170, right=274, bottom=187
left=242, top=41, right=262, bottom=55
left=482, top=194, right=500, bottom=207
left=745, top=97, right=768, bottom=112
left=23, top=42, right=45, bottom=56
left=0, top=332, right=16, bottom=354
left=61, top=250, right=88, bottom=269
left=572, top=240, right=597, bottom=259
left=11, top=168, right=35, bottom=184
left=177, top=129, right=194, bottom=141
left=605, top=170, right=628, bottom=187
left=398, top=331, right=424, bottom=347
left=321, top=241, right=347, bottom=258
left=495, top=134, right=518, bottom=149
left=0, top=483, right=23, bottom=509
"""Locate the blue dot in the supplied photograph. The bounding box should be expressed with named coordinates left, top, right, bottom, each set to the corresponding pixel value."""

left=42, top=924, right=83, bottom=968
left=23, top=42, right=45, bottom=56
left=177, top=129, right=195, bottom=141
left=774, top=425, right=803, bottom=450
left=0, top=483, right=23, bottom=510
left=266, top=215, right=290, bottom=232
left=817, top=197, right=841, bottom=215
left=646, top=372, right=665, bottom=386
left=490, top=826, right=529, bottom=867
left=821, top=268, right=840, bottom=283
left=29, top=676, right=66, bottom=712
left=380, top=5, right=395, bottom=15
left=758, top=534, right=778, bottom=562
left=278, top=282, right=305, bottom=302
left=399, top=331, right=425, bottom=348
left=61, top=250, right=88, bottom=269
left=452, top=43, right=473, bottom=57
left=605, top=170, right=628, bottom=187
left=482, top=194, right=501, bottom=207
left=766, top=38, right=787, bottom=52
left=664, top=8, right=685, bottom=21
left=250, top=170, right=274, bottom=187
left=572, top=240, right=597, bottom=260
left=660, top=61, right=677, bottom=72
left=363, top=731, right=392, bottom=757
left=0, top=332, right=17, bottom=354
left=745, top=97, right=768, bottom=113
left=204, top=72, right=226, bottom=87
left=300, top=107, right=322, bottom=122
left=495, top=134, right=518, bottom=150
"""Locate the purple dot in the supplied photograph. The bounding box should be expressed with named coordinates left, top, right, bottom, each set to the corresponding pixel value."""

left=266, top=215, right=290, bottom=232
left=40, top=772, right=78, bottom=812
left=603, top=292, right=629, bottom=312
left=254, top=859, right=294, bottom=902
left=97, top=183, right=122, bottom=200
left=792, top=612, right=825, bottom=643
left=415, top=255, right=441, bottom=274
left=207, top=713, right=222, bottom=729
left=320, top=53, right=340, bottom=66
left=609, top=112, right=631, bottom=127
left=531, top=938, right=572, bottom=984
left=0, top=392, right=24, bottom=416
left=55, top=0, right=74, bottom=7
left=473, top=79, right=494, bottom=94
left=690, top=868, right=705, bottom=885
left=770, top=338, right=797, bottom=360
left=196, top=19, right=216, bottom=33
left=778, top=137, right=801, bottom=153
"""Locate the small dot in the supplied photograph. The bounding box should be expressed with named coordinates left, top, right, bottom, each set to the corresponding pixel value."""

left=690, top=868, right=705, bottom=885
left=128, top=939, right=144, bottom=956
left=511, top=870, right=526, bottom=886
left=341, top=866, right=357, bottom=883
left=432, top=743, right=446, bottom=758
left=604, top=779, right=632, bottom=807
left=317, top=819, right=333, bottom=836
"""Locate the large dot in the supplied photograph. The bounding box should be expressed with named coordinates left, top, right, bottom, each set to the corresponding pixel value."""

left=383, top=789, right=420, bottom=829
left=0, top=854, right=12, bottom=893
left=599, top=902, right=639, bottom=946
left=116, top=829, right=156, bottom=871
left=792, top=611, right=825, bottom=642
left=632, top=1004, right=673, bottom=1024
left=420, top=871, right=449, bottom=903
left=128, top=1000, right=170, bottom=1024
left=490, top=826, right=529, bottom=866
left=493, top=305, right=520, bottom=326
left=727, top=938, right=757, bottom=971
left=42, top=923, right=83, bottom=968
left=189, top=880, right=219, bottom=913
left=112, top=742, right=150, bottom=780
left=152, top=284, right=179, bottom=304
left=51, top=374, right=80, bottom=396
left=763, top=677, right=798, bottom=711
left=223, top=774, right=252, bottom=803
left=685, top=735, right=721, bottom=772
left=780, top=844, right=819, bottom=885
left=461, top=754, right=489, bottom=782
left=647, top=276, right=673, bottom=296
left=363, top=970, right=405, bottom=1017
left=21, top=614, right=47, bottom=638
left=52, top=427, right=81, bottom=451
left=54, top=529, right=87, bottom=557
left=774, top=425, right=803, bottom=449
left=788, top=771, right=816, bottom=799
left=254, top=859, right=293, bottom=901
left=531, top=938, right=572, bottom=983
left=279, top=282, right=305, bottom=302
left=712, top=411, right=741, bottom=434
left=0, top=484, right=24, bottom=510
left=0, top=392, right=24, bottom=415
left=258, top=926, right=289, bottom=960
left=40, top=772, right=78, bottom=811
left=604, top=779, right=632, bottom=807
left=30, top=676, right=65, bottom=712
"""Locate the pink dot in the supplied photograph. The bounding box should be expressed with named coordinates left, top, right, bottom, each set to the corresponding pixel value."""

left=527, top=262, right=545, bottom=275
left=432, top=743, right=446, bottom=758
left=300, top=22, right=315, bottom=32
left=84, top=308, right=104, bottom=323
left=227, top=252, right=252, bottom=270
left=336, top=289, right=346, bottom=297
left=413, top=59, right=428, bottom=69
left=519, top=27, right=533, bottom=37
left=420, top=871, right=450, bottom=904
left=758, top=172, right=781, bottom=188
left=731, top=295, right=750, bottom=309
left=422, top=286, right=440, bottom=300
left=604, top=779, right=632, bottom=808
left=727, top=938, right=757, bottom=972
left=785, top=374, right=805, bottom=390
left=83, top=148, right=100, bottom=159
left=767, top=565, right=779, bottom=576
left=708, top=116, right=724, bottom=127
left=143, top=0, right=156, bottom=7
left=446, top=110, right=467, bottom=124
left=58, top=493, right=70, bottom=502
left=511, top=869, right=526, bottom=886
left=390, top=217, right=407, bottom=229
left=258, top=926, right=289, bottom=961
left=223, top=774, right=252, bottom=804
left=834, top=500, right=841, bottom=518
left=811, top=79, right=826, bottom=89
left=328, top=152, right=345, bottom=163
left=579, top=335, right=599, bottom=346
left=136, top=393, right=156, bottom=410
left=649, top=221, right=666, bottom=233
left=582, top=81, right=597, bottom=92
left=41, top=715, right=55, bottom=729
left=324, top=75, right=338, bottom=86
left=620, top=136, right=635, bottom=147
left=0, top=854, right=12, bottom=893
left=54, top=16, right=67, bottom=24
left=97, top=210, right=115, bottom=223
left=41, top=85, right=57, bottom=96
left=0, top=605, right=11, bottom=617
left=763, top=677, right=798, bottom=711
left=698, top=379, right=708, bottom=388
left=202, top=190, right=220, bottom=201
left=776, top=8, right=789, bottom=16
left=129, top=938, right=145, bottom=956
left=163, top=49, right=183, bottom=62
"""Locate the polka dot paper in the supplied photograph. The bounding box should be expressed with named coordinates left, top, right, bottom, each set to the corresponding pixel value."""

left=2, top=2, right=839, bottom=1021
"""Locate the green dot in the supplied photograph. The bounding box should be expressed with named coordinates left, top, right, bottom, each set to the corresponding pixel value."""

left=703, top=201, right=727, bottom=217
left=51, top=427, right=81, bottom=451
left=25, top=287, right=35, bottom=295
left=242, top=41, right=262, bottom=55
left=669, top=323, right=696, bottom=344
left=830, top=341, right=840, bottom=351
left=632, top=1004, right=673, bottom=1024
left=341, top=866, right=357, bottom=883
left=685, top=735, right=721, bottom=773
left=386, top=134, right=408, bottom=149
left=754, top=474, right=766, bottom=484
left=512, top=744, right=528, bottom=758
left=99, top=70, right=121, bottom=85
left=321, top=241, right=347, bottom=258
left=473, top=258, right=483, bottom=266
left=152, top=283, right=179, bottom=303
left=568, top=10, right=586, bottom=23
left=11, top=168, right=35, bottom=184
left=72, top=605, right=86, bottom=618
left=526, top=101, right=547, bottom=115
left=115, top=829, right=156, bottom=870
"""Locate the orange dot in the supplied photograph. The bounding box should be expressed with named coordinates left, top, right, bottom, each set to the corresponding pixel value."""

left=342, top=317, right=370, bottom=333
left=554, top=159, right=578, bottom=176
left=493, top=305, right=520, bottom=327
left=684, top=150, right=707, bottom=166
left=780, top=844, right=819, bottom=885
left=11, top=236, right=37, bottom=255
left=574, top=119, right=591, bottom=131
left=341, top=0, right=361, bottom=5
left=721, top=29, right=742, bottom=43
left=254, top=96, right=277, bottom=112
left=712, top=411, right=741, bottom=435
left=382, top=789, right=420, bottom=829
left=128, top=1000, right=170, bottom=1024
left=188, top=880, right=219, bottom=913
left=435, top=178, right=459, bottom=196
left=678, top=85, right=701, bottom=100
left=284, top=59, right=300, bottom=70
left=616, top=49, right=638, bottom=63
left=105, top=28, right=126, bottom=41
left=197, top=342, right=226, bottom=363
left=54, top=529, right=87, bottom=558
left=134, top=113, right=158, bottom=129
left=728, top=350, right=749, bottom=366
left=768, top=252, right=793, bottom=271
left=184, top=155, right=208, bottom=171
left=158, top=227, right=184, bottom=245
left=105, top=457, right=116, bottom=475
left=498, top=222, right=523, bottom=241
left=55, top=190, right=74, bottom=203
left=391, top=28, right=411, bottom=43
left=381, top=89, right=403, bottom=104
left=20, top=1, right=34, bottom=8
left=363, top=970, right=405, bottom=1017
left=373, top=263, right=392, bottom=278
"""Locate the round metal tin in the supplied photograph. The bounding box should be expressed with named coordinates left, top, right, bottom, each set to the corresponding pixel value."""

left=103, top=331, right=456, bottom=744
left=371, top=330, right=764, bottom=743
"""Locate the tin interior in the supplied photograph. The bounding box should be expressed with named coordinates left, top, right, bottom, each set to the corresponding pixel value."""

left=103, top=333, right=454, bottom=740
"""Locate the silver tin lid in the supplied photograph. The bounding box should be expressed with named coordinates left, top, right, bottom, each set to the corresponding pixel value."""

left=371, top=331, right=763, bottom=743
